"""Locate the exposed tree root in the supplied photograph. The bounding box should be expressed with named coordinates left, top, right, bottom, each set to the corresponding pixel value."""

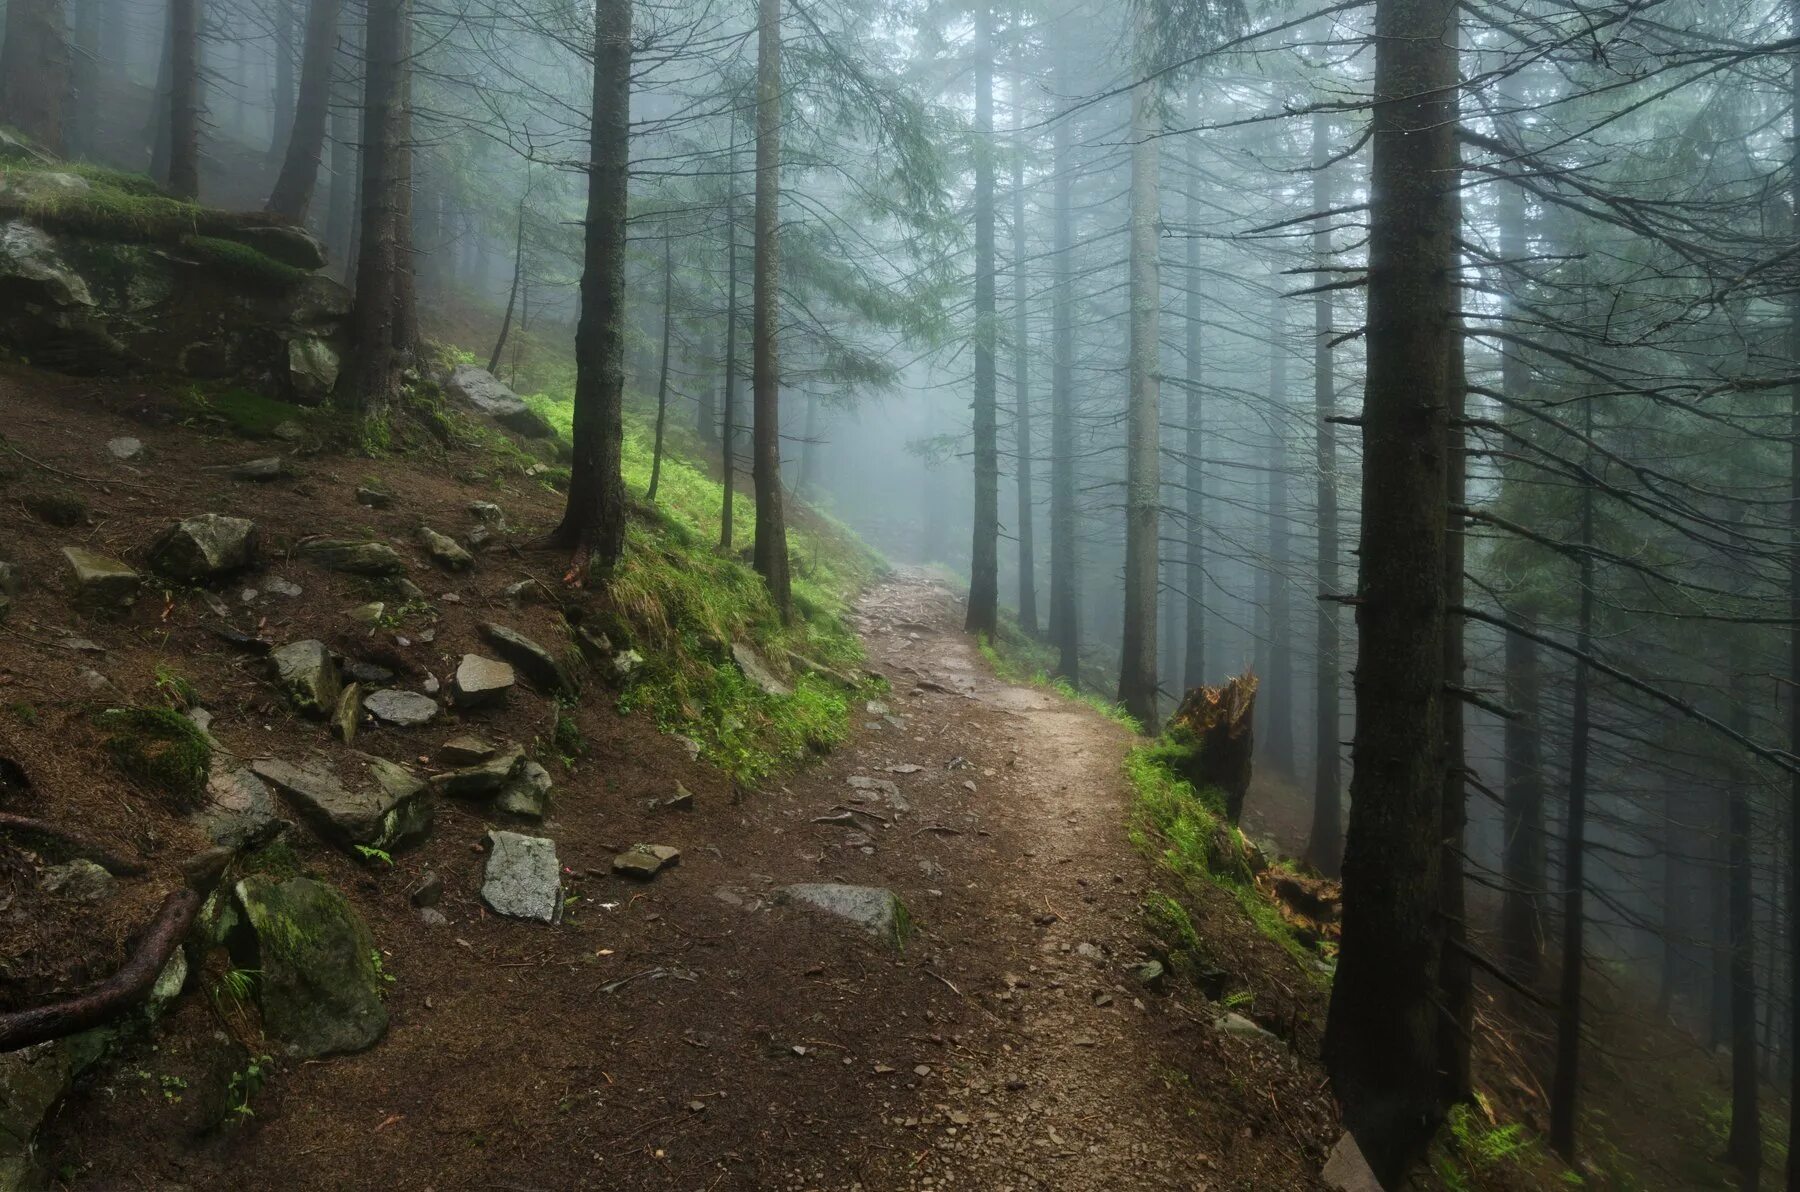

left=0, top=812, right=146, bottom=876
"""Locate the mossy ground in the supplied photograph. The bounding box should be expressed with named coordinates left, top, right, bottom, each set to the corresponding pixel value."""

left=98, top=705, right=212, bottom=808
left=0, top=157, right=283, bottom=246
left=179, top=384, right=311, bottom=438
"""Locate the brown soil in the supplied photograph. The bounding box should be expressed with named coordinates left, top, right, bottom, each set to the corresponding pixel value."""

left=1, top=362, right=1340, bottom=1190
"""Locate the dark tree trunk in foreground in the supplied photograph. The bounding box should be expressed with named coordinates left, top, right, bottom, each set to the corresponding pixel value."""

left=965, top=6, right=999, bottom=639
left=1306, top=110, right=1341, bottom=878
left=1321, top=0, right=1458, bottom=1179
left=648, top=233, right=675, bottom=503
left=1047, top=33, right=1079, bottom=686
left=489, top=194, right=527, bottom=372
left=1262, top=286, right=1292, bottom=772
left=1726, top=671, right=1762, bottom=1189
left=1012, top=89, right=1038, bottom=637
left=1116, top=56, right=1161, bottom=729
left=0, top=0, right=71, bottom=152
left=1182, top=97, right=1205, bottom=695
left=269, top=0, right=296, bottom=164
left=720, top=151, right=740, bottom=553
left=267, top=0, right=344, bottom=221
left=340, top=0, right=412, bottom=414
left=547, top=0, right=630, bottom=575
left=1787, top=2, right=1800, bottom=1177
left=1438, top=273, right=1472, bottom=1109
left=750, top=0, right=791, bottom=617
left=1549, top=426, right=1597, bottom=1163
left=166, top=0, right=201, bottom=199
left=1501, top=623, right=1547, bottom=984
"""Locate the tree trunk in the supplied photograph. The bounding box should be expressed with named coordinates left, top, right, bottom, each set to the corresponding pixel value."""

left=148, top=10, right=173, bottom=181
left=0, top=0, right=71, bottom=152
left=1548, top=416, right=1597, bottom=1163
left=269, top=0, right=297, bottom=164
left=721, top=146, right=740, bottom=554
left=750, top=0, right=791, bottom=616
left=1012, top=82, right=1038, bottom=637
left=1047, top=32, right=1079, bottom=686
left=266, top=0, right=342, bottom=220
left=489, top=193, right=528, bottom=373
left=1438, top=236, right=1472, bottom=1109
left=1263, top=282, right=1293, bottom=772
left=69, top=0, right=99, bottom=156
left=1726, top=672, right=1763, bottom=1189
left=1116, top=53, right=1161, bottom=729
left=1182, top=93, right=1205, bottom=694
left=1320, top=0, right=1458, bottom=1179
left=391, top=14, right=418, bottom=361
left=546, top=0, right=631, bottom=574
left=797, top=388, right=819, bottom=500
left=965, top=6, right=999, bottom=639
left=326, top=31, right=358, bottom=275
left=1501, top=623, right=1547, bottom=984
left=1787, top=1, right=1800, bottom=1177
left=648, top=233, right=675, bottom=503
left=340, top=0, right=411, bottom=414
left=698, top=339, right=719, bottom=448
left=166, top=0, right=201, bottom=199
left=1305, top=110, right=1341, bottom=878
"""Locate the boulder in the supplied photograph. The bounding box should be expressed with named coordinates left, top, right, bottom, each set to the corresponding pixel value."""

left=433, top=744, right=525, bottom=798
left=480, top=623, right=577, bottom=697
left=440, top=734, right=497, bottom=765
left=444, top=365, right=557, bottom=439
left=612, top=843, right=680, bottom=881
left=649, top=783, right=695, bottom=813
left=300, top=538, right=408, bottom=577
left=0, top=1042, right=77, bottom=1189
left=147, top=513, right=258, bottom=581
left=779, top=883, right=909, bottom=945
left=418, top=526, right=474, bottom=571
left=40, top=859, right=115, bottom=903
left=1212, top=1011, right=1279, bottom=1045
left=286, top=335, right=339, bottom=399
left=0, top=220, right=119, bottom=368
left=269, top=639, right=340, bottom=717
left=452, top=654, right=515, bottom=707
left=355, top=485, right=393, bottom=508
left=228, top=456, right=287, bottom=481
left=195, top=765, right=288, bottom=850
left=232, top=876, right=388, bottom=1057
left=495, top=760, right=552, bottom=819
left=249, top=755, right=433, bottom=851
left=363, top=688, right=439, bottom=728
left=731, top=642, right=792, bottom=698
left=480, top=831, right=562, bottom=923
left=331, top=682, right=362, bottom=743
left=62, top=546, right=140, bottom=612
left=218, top=224, right=327, bottom=270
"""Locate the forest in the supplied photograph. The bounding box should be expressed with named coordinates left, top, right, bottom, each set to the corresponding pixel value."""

left=0, top=0, right=1797, bottom=1187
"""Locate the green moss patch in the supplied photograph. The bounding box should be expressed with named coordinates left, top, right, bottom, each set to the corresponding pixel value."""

left=99, top=705, right=212, bottom=808
left=0, top=160, right=282, bottom=244
left=180, top=385, right=310, bottom=438
left=179, top=235, right=307, bottom=289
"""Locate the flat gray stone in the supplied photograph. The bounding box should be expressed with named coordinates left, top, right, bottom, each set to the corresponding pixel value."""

left=148, top=513, right=258, bottom=582
left=265, top=576, right=303, bottom=598
left=249, top=755, right=432, bottom=851
left=612, top=844, right=681, bottom=880
left=452, top=653, right=514, bottom=707
left=229, top=456, right=286, bottom=481
left=481, top=831, right=561, bottom=922
left=445, top=365, right=557, bottom=439
left=433, top=744, right=525, bottom=798
left=1212, top=1011, right=1278, bottom=1044
left=363, top=688, right=439, bottom=727
left=300, top=538, right=408, bottom=577
left=40, top=859, right=114, bottom=903
left=418, top=526, right=474, bottom=571
left=269, top=639, right=340, bottom=717
left=195, top=766, right=288, bottom=850
left=480, top=623, right=577, bottom=697
left=731, top=642, right=792, bottom=698
left=62, top=547, right=139, bottom=612
left=495, top=760, right=552, bottom=819
left=1322, top=1132, right=1383, bottom=1192
left=106, top=436, right=142, bottom=460
left=439, top=734, right=497, bottom=765
left=779, top=883, right=906, bottom=943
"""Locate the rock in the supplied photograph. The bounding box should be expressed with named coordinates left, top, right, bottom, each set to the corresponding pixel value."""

left=0, top=1041, right=77, bottom=1190
left=847, top=775, right=908, bottom=812
left=479, top=623, right=577, bottom=697
left=650, top=783, right=694, bottom=813
left=106, top=436, right=143, bottom=461
left=409, top=871, right=443, bottom=908
left=26, top=492, right=87, bottom=527
left=265, top=575, right=303, bottom=598
left=440, top=734, right=497, bottom=765
left=495, top=760, right=552, bottom=819
left=331, top=682, right=362, bottom=744
left=480, top=831, right=562, bottom=923
left=0, top=561, right=22, bottom=598
left=501, top=579, right=549, bottom=606
left=1133, top=959, right=1167, bottom=991
left=40, top=859, right=115, bottom=903
left=731, top=642, right=792, bottom=698
left=271, top=418, right=307, bottom=442
left=452, top=654, right=515, bottom=707
left=444, top=365, right=557, bottom=439
left=228, top=456, right=287, bottom=481
left=62, top=546, right=140, bottom=612
left=1322, top=1132, right=1384, bottom=1192
left=300, top=538, right=408, bottom=577
left=343, top=659, right=395, bottom=685
left=469, top=501, right=505, bottom=525
left=611, top=649, right=644, bottom=680
left=347, top=600, right=385, bottom=627
left=249, top=755, right=433, bottom=851
left=286, top=335, right=339, bottom=398
left=218, top=224, right=328, bottom=270
left=148, top=513, right=258, bottom=581
left=418, top=907, right=448, bottom=927
left=355, top=485, right=392, bottom=508
left=778, top=884, right=908, bottom=944
left=195, top=766, right=288, bottom=850
left=363, top=688, right=439, bottom=727
left=433, top=744, right=525, bottom=799
left=232, top=876, right=388, bottom=1057
left=1212, top=1011, right=1278, bottom=1044
left=612, top=844, right=681, bottom=880
left=269, top=639, right=340, bottom=717
left=1075, top=942, right=1106, bottom=965
left=418, top=526, right=474, bottom=571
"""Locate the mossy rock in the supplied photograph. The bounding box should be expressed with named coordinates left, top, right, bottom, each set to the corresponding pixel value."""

left=231, top=876, right=388, bottom=1058
left=99, top=706, right=211, bottom=808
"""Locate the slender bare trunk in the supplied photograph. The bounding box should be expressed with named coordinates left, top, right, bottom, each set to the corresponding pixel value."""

left=1012, top=79, right=1038, bottom=637
left=489, top=195, right=528, bottom=373
left=1263, top=281, right=1293, bottom=770
left=266, top=0, right=343, bottom=220
left=1305, top=110, right=1341, bottom=878
left=166, top=0, right=201, bottom=199
left=1048, top=32, right=1079, bottom=685
left=965, top=6, right=999, bottom=638
left=1182, top=94, right=1205, bottom=694
left=648, top=233, right=675, bottom=503
left=721, top=145, right=740, bottom=553
left=750, top=0, right=791, bottom=616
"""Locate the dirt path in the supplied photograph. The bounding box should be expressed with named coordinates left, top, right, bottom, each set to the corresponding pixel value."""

left=53, top=569, right=1326, bottom=1190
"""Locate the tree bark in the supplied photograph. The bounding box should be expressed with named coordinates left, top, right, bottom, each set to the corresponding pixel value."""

left=1726, top=672, right=1762, bottom=1189
left=1320, top=0, right=1458, bottom=1179
left=547, top=0, right=631, bottom=575
left=1012, top=79, right=1038, bottom=637
left=0, top=0, right=71, bottom=152
left=1263, top=281, right=1293, bottom=772
left=1787, top=1, right=1800, bottom=1179
left=166, top=0, right=201, bottom=199
left=266, top=0, right=343, bottom=221
left=326, top=30, right=358, bottom=275
left=648, top=232, right=675, bottom=503
left=1047, top=31, right=1079, bottom=686
left=340, top=0, right=411, bottom=414
left=1116, top=52, right=1161, bottom=729
left=965, top=6, right=999, bottom=639
left=489, top=194, right=528, bottom=373
left=721, top=143, right=740, bottom=553
left=1305, top=110, right=1341, bottom=878
left=1182, top=93, right=1205, bottom=694
left=750, top=0, right=791, bottom=616
left=1438, top=237, right=1472, bottom=1110
left=1501, top=623, right=1547, bottom=984
left=797, top=388, right=819, bottom=500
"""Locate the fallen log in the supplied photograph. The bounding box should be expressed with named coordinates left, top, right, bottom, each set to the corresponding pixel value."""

left=0, top=812, right=146, bottom=876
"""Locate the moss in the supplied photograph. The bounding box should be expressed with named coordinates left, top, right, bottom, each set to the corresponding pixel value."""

left=0, top=160, right=282, bottom=245
left=181, top=385, right=310, bottom=439
left=179, top=235, right=307, bottom=289
left=99, top=705, right=212, bottom=808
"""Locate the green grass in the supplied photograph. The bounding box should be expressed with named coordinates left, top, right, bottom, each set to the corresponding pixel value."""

left=98, top=705, right=212, bottom=808
left=976, top=623, right=1142, bottom=733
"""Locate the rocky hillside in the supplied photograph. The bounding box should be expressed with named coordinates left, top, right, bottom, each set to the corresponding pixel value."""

left=0, top=355, right=883, bottom=1188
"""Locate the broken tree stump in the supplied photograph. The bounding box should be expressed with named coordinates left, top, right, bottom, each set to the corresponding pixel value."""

left=1166, top=670, right=1258, bottom=825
